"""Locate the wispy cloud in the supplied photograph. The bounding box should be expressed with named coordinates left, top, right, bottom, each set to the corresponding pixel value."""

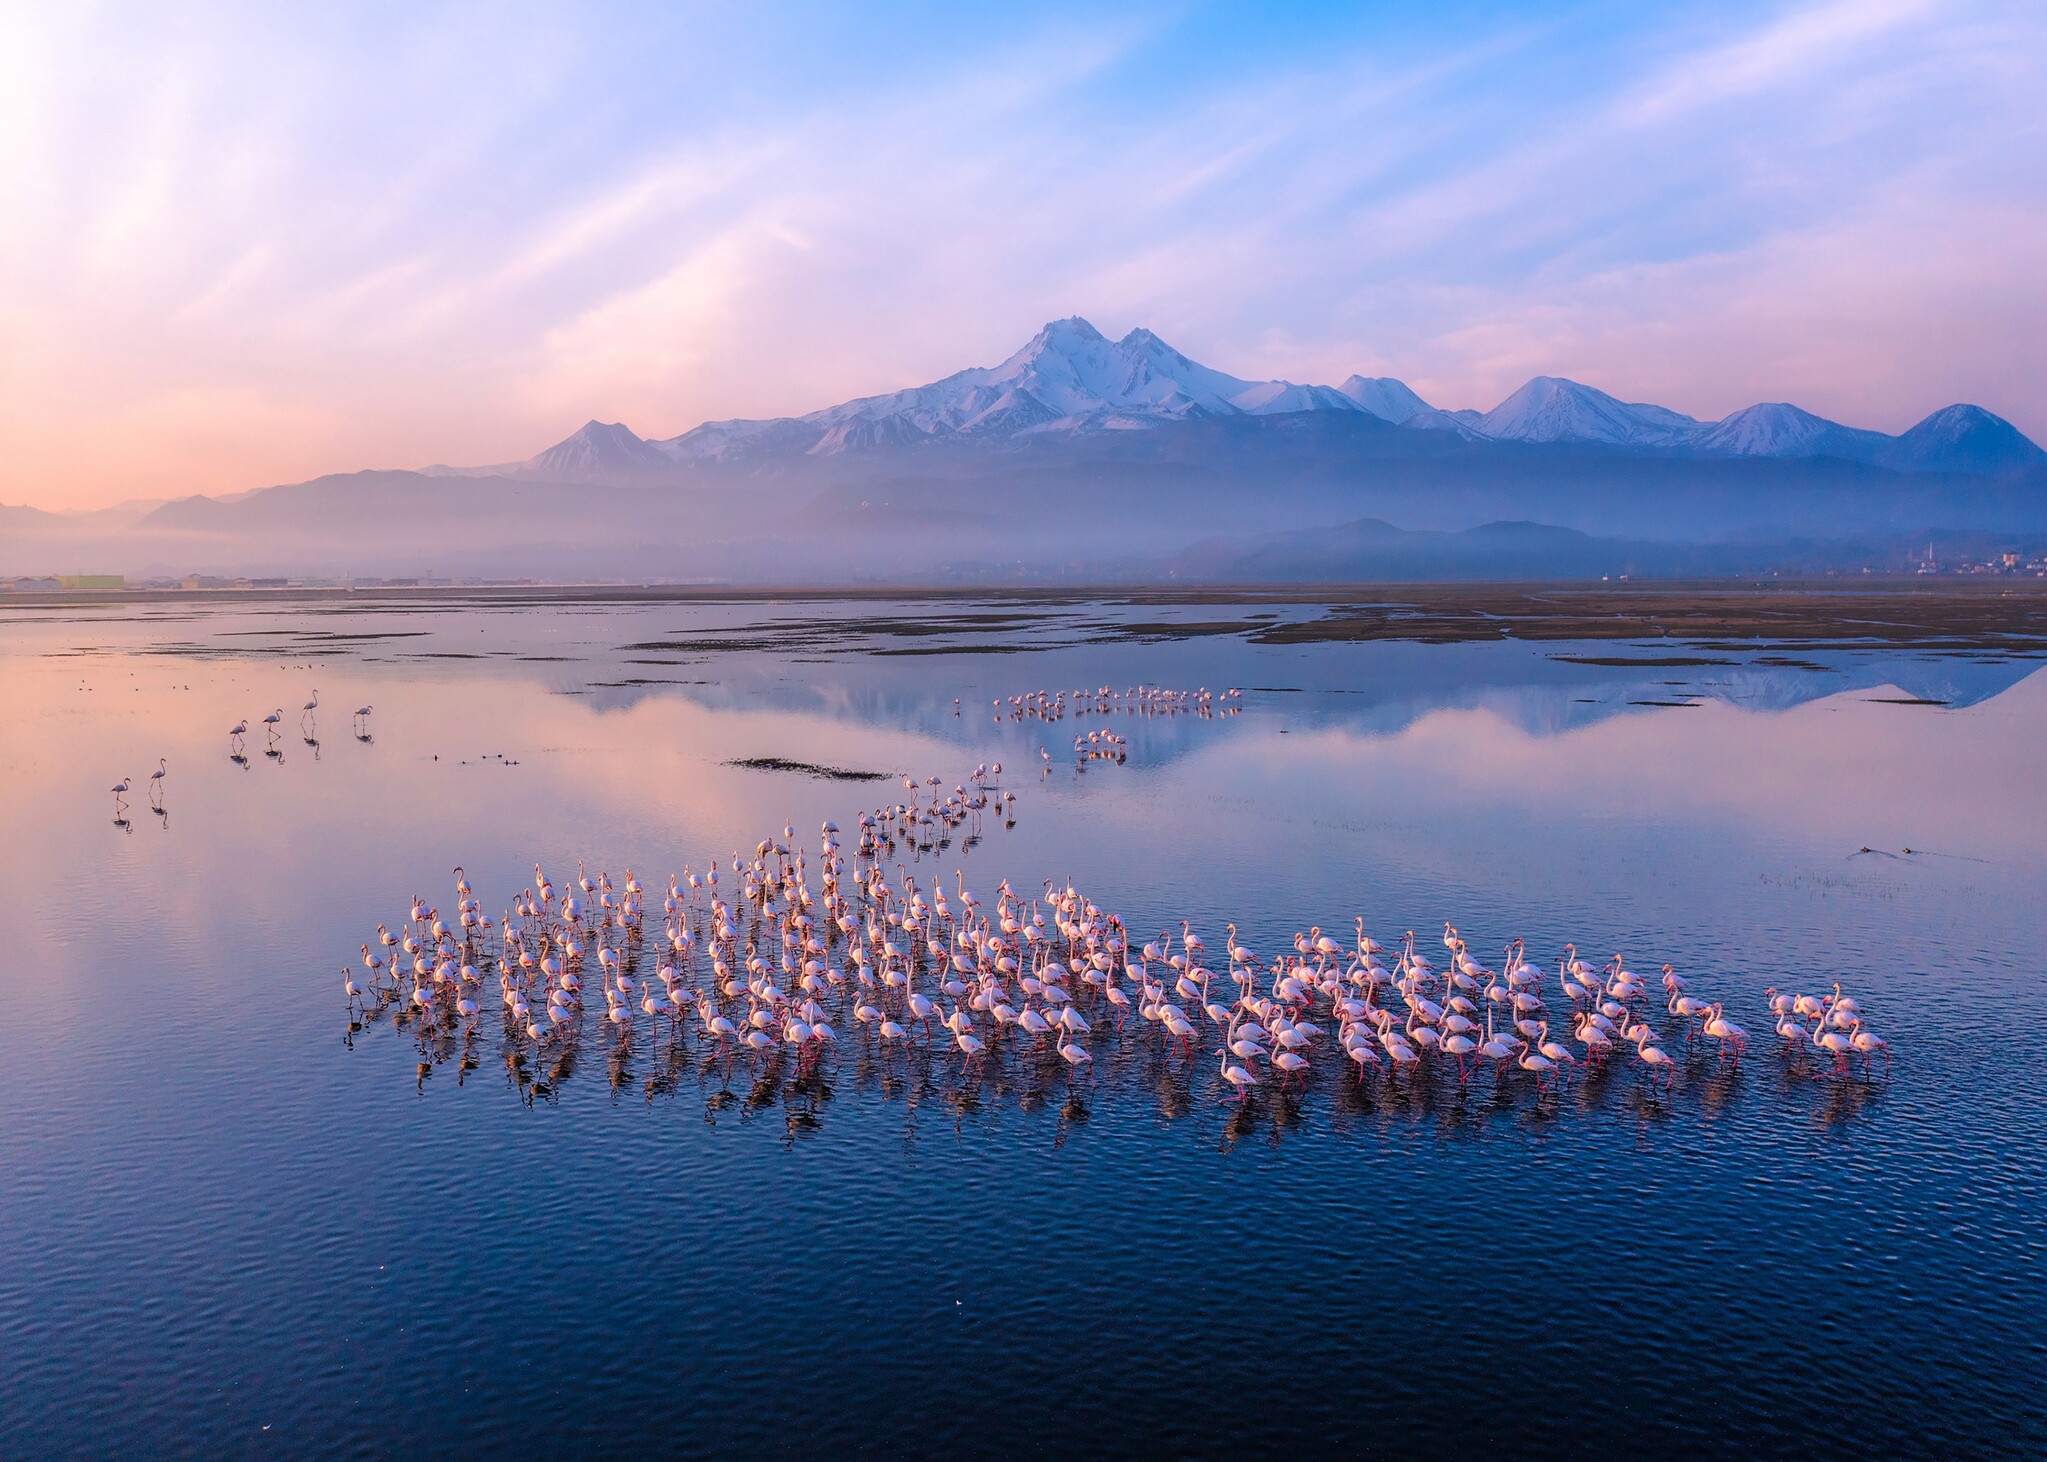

left=1616, top=0, right=1935, bottom=123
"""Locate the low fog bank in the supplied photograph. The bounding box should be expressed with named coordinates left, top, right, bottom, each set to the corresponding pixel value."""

left=9, top=411, right=2047, bottom=584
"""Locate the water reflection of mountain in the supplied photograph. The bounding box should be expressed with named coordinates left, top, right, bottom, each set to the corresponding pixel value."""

left=568, top=629, right=2045, bottom=750
left=46, top=594, right=2044, bottom=750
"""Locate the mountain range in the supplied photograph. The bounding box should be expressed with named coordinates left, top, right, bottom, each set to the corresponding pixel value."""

left=460, top=316, right=2041, bottom=480
left=6, top=317, right=2044, bottom=583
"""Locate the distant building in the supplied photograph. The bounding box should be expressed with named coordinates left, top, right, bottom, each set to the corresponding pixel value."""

left=57, top=574, right=125, bottom=590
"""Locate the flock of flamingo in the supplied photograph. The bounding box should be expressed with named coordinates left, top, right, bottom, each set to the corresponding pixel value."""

left=224, top=690, right=376, bottom=764
left=344, top=772, right=1893, bottom=1111
left=119, top=681, right=1239, bottom=820
left=991, top=684, right=1243, bottom=723
left=108, top=689, right=378, bottom=823
left=106, top=669, right=1894, bottom=1108
left=998, top=684, right=1241, bottom=769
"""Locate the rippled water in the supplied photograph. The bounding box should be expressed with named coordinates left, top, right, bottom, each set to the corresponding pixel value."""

left=2, top=595, right=2043, bottom=1459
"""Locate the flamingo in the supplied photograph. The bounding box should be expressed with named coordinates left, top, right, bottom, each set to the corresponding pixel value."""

left=1535, top=1023, right=1577, bottom=1082
left=1848, top=1020, right=1889, bottom=1076
left=1633, top=1028, right=1675, bottom=1091
left=1812, top=1018, right=1854, bottom=1076
left=1218, top=1021, right=1258, bottom=1102
left=1773, top=1009, right=1808, bottom=1053
left=1517, top=1041, right=1557, bottom=1091
left=1441, top=1026, right=1479, bottom=1085
left=1702, top=1004, right=1747, bottom=1063
left=1574, top=1015, right=1611, bottom=1067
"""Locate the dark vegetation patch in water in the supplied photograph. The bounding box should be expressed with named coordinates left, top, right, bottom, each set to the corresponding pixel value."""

left=623, top=610, right=1082, bottom=657
left=221, top=629, right=431, bottom=642
left=870, top=643, right=1030, bottom=656
left=1551, top=654, right=1738, bottom=667
left=1252, top=584, right=2047, bottom=653
left=1091, top=619, right=1271, bottom=642
left=604, top=587, right=2047, bottom=664
left=725, top=756, right=892, bottom=781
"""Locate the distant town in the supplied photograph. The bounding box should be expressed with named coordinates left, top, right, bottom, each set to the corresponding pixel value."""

left=6, top=553, right=2047, bottom=594
left=0, top=574, right=542, bottom=592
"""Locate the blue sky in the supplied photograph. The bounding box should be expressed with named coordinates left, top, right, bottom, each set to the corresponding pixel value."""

left=2, top=0, right=2042, bottom=506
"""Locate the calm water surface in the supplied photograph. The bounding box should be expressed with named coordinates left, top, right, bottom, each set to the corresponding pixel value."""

left=1, top=596, right=2042, bottom=1459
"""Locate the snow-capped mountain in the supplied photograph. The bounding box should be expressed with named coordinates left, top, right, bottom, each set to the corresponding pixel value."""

left=1336, top=375, right=1432, bottom=423
left=96, top=316, right=2047, bottom=584
left=649, top=317, right=1427, bottom=465
left=1693, top=402, right=1890, bottom=461
left=529, top=420, right=673, bottom=477
left=1877, top=404, right=2047, bottom=475
left=1474, top=376, right=1702, bottom=447
left=490, top=316, right=2042, bottom=481
left=1453, top=380, right=2043, bottom=471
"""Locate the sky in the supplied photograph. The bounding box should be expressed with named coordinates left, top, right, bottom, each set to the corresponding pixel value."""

left=1, top=0, right=2043, bottom=511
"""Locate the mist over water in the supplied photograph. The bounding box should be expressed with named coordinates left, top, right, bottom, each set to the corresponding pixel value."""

left=2, top=595, right=2042, bottom=1458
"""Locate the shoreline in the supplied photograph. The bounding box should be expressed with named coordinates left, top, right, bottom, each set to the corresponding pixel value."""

left=5, top=579, right=2046, bottom=651
left=6, top=576, right=2047, bottom=605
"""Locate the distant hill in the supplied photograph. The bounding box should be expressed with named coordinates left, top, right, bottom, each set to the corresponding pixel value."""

left=1169, top=517, right=2047, bottom=583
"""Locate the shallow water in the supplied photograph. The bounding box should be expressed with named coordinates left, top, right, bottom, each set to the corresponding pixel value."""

left=2, top=595, right=2043, bottom=1459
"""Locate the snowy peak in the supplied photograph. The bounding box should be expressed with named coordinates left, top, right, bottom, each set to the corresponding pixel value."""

left=1336, top=375, right=1431, bottom=423
left=1880, top=404, right=2047, bottom=474
left=649, top=317, right=1437, bottom=462
left=1232, top=381, right=1366, bottom=416
left=1478, top=377, right=1700, bottom=447
left=1695, top=402, right=1889, bottom=462
left=1115, top=327, right=1258, bottom=414
left=528, top=420, right=671, bottom=478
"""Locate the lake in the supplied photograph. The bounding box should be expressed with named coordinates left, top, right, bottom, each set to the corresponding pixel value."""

left=2, top=589, right=2043, bottom=1458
